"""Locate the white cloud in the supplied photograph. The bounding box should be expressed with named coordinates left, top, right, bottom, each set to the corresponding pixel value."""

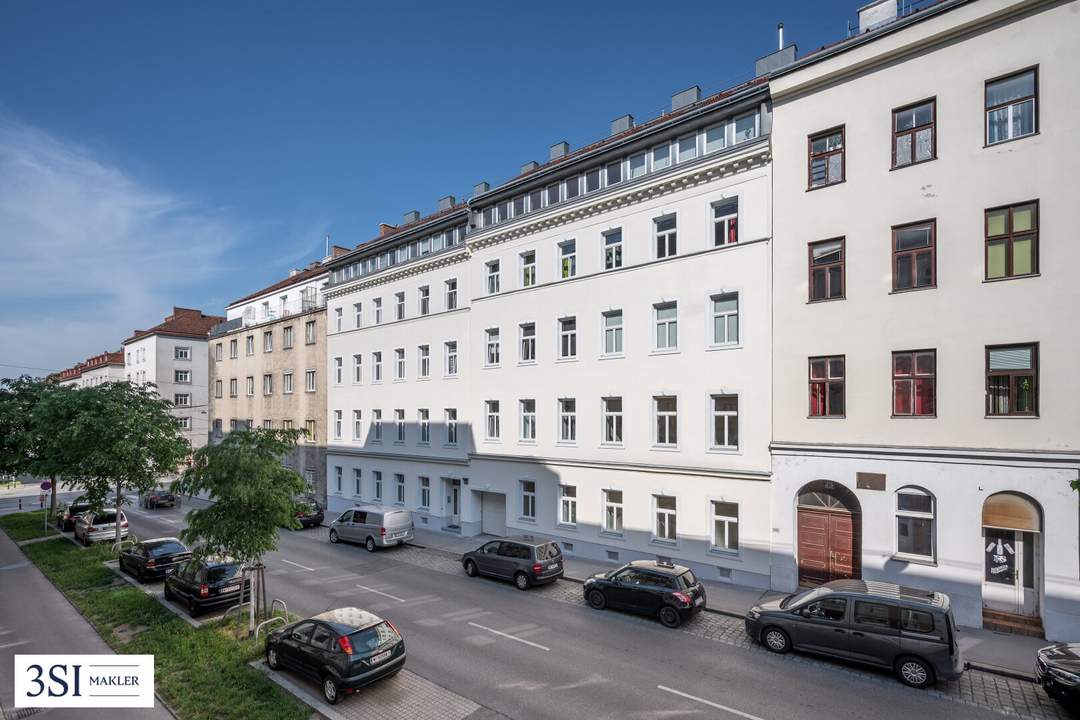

left=0, top=116, right=241, bottom=376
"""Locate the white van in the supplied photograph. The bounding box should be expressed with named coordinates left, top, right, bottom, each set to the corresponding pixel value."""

left=328, top=505, right=414, bottom=552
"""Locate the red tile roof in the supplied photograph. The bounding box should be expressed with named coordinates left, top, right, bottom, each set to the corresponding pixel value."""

left=83, top=351, right=124, bottom=370
left=122, top=307, right=225, bottom=345
left=227, top=262, right=330, bottom=309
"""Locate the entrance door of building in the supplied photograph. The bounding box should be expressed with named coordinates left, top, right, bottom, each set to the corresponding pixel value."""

left=444, top=478, right=461, bottom=527
left=983, top=528, right=1039, bottom=616
left=479, top=492, right=506, bottom=536
left=797, top=508, right=858, bottom=586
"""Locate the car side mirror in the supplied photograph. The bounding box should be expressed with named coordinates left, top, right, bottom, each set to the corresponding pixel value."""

left=290, top=632, right=303, bottom=642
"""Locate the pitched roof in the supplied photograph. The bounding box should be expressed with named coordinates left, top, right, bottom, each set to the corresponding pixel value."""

left=83, top=351, right=124, bottom=370
left=226, top=262, right=330, bottom=309
left=122, top=307, right=225, bottom=345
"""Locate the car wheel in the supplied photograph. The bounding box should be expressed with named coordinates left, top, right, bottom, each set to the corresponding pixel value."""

left=896, top=656, right=934, bottom=689
left=266, top=646, right=280, bottom=670
left=514, top=572, right=530, bottom=591
left=328, top=529, right=339, bottom=544
left=659, top=605, right=682, bottom=628
left=762, top=626, right=791, bottom=654
left=136, top=566, right=145, bottom=583
left=365, top=537, right=377, bottom=553
left=322, top=676, right=339, bottom=705
left=464, top=560, right=478, bottom=577
left=587, top=589, right=606, bottom=610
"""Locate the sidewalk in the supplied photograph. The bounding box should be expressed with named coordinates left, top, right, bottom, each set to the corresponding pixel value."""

left=409, top=526, right=1042, bottom=679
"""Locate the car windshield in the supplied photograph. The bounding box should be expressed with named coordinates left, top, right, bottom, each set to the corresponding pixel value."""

left=206, top=564, right=242, bottom=583
left=348, top=622, right=399, bottom=654
left=535, top=543, right=561, bottom=561
left=150, top=542, right=187, bottom=556
left=780, top=588, right=822, bottom=609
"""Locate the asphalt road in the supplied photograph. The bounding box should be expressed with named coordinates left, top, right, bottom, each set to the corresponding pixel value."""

left=114, top=498, right=1006, bottom=720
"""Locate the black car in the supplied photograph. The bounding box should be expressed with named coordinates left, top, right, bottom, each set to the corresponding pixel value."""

left=163, top=556, right=249, bottom=617
left=118, top=537, right=191, bottom=582
left=266, top=607, right=405, bottom=705
left=56, top=498, right=93, bottom=531
left=461, top=536, right=564, bottom=590
left=143, top=490, right=178, bottom=509
left=291, top=497, right=324, bottom=529
left=583, top=560, right=706, bottom=628
left=1036, top=644, right=1080, bottom=707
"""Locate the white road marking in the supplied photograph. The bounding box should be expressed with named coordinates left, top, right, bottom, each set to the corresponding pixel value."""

left=317, top=574, right=359, bottom=583
left=0, top=640, right=30, bottom=650
left=281, top=559, right=315, bottom=571
left=355, top=584, right=407, bottom=602
left=466, top=622, right=550, bottom=652
left=656, top=685, right=768, bottom=720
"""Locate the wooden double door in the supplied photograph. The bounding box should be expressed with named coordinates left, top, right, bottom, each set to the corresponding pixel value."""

left=797, top=508, right=860, bottom=587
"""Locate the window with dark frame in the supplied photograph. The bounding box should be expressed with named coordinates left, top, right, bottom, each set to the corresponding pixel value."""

left=986, top=68, right=1037, bottom=145
left=808, top=238, right=844, bottom=301
left=893, top=99, right=935, bottom=168
left=986, top=344, right=1038, bottom=416
left=808, top=127, right=844, bottom=188
left=893, top=350, right=936, bottom=417
left=986, top=202, right=1038, bottom=279
left=809, top=355, right=845, bottom=417
left=892, top=220, right=935, bottom=291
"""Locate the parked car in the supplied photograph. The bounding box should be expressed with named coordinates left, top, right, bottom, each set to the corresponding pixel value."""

left=744, top=579, right=963, bottom=688
left=583, top=559, right=705, bottom=627
left=56, top=498, right=93, bottom=531
left=328, top=505, right=413, bottom=552
left=265, top=607, right=405, bottom=705
left=290, top=497, right=324, bottom=529
left=74, top=510, right=129, bottom=546
left=1035, top=643, right=1080, bottom=707
left=164, top=556, right=249, bottom=617
left=118, top=537, right=191, bottom=582
left=461, top=536, right=564, bottom=591
left=142, top=489, right=179, bottom=509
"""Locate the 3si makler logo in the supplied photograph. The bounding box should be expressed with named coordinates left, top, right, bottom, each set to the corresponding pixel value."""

left=14, top=654, right=155, bottom=708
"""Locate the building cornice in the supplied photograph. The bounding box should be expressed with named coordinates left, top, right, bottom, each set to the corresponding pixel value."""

left=325, top=445, right=470, bottom=466
left=469, top=452, right=771, bottom=481
left=770, top=440, right=1080, bottom=470
left=324, top=247, right=470, bottom=301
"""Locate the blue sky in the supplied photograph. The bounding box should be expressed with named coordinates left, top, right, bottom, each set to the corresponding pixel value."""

left=0, top=0, right=855, bottom=377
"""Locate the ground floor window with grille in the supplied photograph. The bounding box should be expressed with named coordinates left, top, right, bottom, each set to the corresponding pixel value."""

left=603, top=490, right=623, bottom=534
left=711, top=501, right=739, bottom=552
left=559, top=485, right=577, bottom=526
left=520, top=480, right=536, bottom=519
left=895, top=487, right=935, bottom=560
left=986, top=344, right=1037, bottom=416
left=395, top=473, right=405, bottom=504
left=654, top=495, right=677, bottom=541
left=419, top=477, right=430, bottom=509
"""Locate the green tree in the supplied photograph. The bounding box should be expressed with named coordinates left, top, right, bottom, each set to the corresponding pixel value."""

left=62, top=381, right=190, bottom=546
left=173, top=428, right=306, bottom=629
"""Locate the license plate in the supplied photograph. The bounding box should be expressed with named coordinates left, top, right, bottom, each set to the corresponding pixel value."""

left=222, top=584, right=241, bottom=593
left=370, top=649, right=392, bottom=664
left=548, top=564, right=559, bottom=570
left=694, top=595, right=704, bottom=606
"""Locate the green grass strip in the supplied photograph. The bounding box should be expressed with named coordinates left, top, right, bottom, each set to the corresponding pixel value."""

left=0, top=509, right=62, bottom=542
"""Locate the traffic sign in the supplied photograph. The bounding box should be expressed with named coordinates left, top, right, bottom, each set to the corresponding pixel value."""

left=40, top=480, right=52, bottom=491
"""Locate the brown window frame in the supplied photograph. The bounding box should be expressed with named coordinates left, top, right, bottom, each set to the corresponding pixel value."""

left=984, top=200, right=1039, bottom=280
left=985, top=343, right=1038, bottom=417
left=892, top=350, right=936, bottom=418
left=985, top=66, right=1038, bottom=147
left=807, top=126, right=845, bottom=190
left=808, top=238, right=845, bottom=302
left=891, top=98, right=936, bottom=169
left=808, top=355, right=845, bottom=418
left=891, top=220, right=936, bottom=292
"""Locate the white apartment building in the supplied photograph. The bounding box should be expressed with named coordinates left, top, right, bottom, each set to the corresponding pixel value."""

left=769, top=0, right=1080, bottom=639
left=77, top=351, right=125, bottom=387
left=326, top=78, right=776, bottom=587
left=122, top=307, right=224, bottom=451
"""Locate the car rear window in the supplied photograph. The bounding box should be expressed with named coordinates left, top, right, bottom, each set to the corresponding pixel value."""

left=206, top=564, right=242, bottom=583
left=150, top=542, right=187, bottom=557
left=348, top=622, right=399, bottom=654
left=677, top=570, right=697, bottom=589
left=901, top=608, right=935, bottom=634
left=535, top=543, right=561, bottom=561
left=95, top=512, right=118, bottom=524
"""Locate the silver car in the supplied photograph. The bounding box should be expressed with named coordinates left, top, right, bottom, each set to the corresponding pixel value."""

left=328, top=505, right=414, bottom=552
left=75, top=510, right=129, bottom=546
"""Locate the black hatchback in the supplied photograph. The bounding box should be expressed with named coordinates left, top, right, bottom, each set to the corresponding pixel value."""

left=266, top=607, right=405, bottom=705
left=583, top=560, right=706, bottom=628
left=291, top=497, right=324, bottom=529
left=119, top=537, right=191, bottom=582
left=142, top=490, right=178, bottom=509
left=164, top=556, right=249, bottom=617
left=461, top=536, right=564, bottom=590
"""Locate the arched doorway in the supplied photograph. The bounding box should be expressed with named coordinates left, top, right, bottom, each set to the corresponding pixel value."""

left=982, top=492, right=1042, bottom=622
left=796, top=480, right=862, bottom=587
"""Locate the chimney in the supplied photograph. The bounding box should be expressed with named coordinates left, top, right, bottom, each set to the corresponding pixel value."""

left=437, top=195, right=456, bottom=211
left=520, top=160, right=539, bottom=174
left=378, top=223, right=396, bottom=236
left=859, top=0, right=897, bottom=33
left=549, top=141, right=570, bottom=160
left=289, top=268, right=301, bottom=277
left=671, top=86, right=700, bottom=111
left=403, top=210, right=421, bottom=224
left=610, top=114, right=634, bottom=136
left=472, top=181, right=490, bottom=197
left=331, top=244, right=350, bottom=258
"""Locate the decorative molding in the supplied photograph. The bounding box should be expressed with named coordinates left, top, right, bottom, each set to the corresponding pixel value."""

left=468, top=451, right=771, bottom=481
left=325, top=248, right=470, bottom=301
left=770, top=440, right=1080, bottom=470
left=326, top=445, right=470, bottom=466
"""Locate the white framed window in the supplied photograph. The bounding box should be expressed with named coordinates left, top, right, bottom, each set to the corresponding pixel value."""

left=705, top=122, right=727, bottom=154
left=520, top=399, right=536, bottom=441
left=372, top=352, right=383, bottom=382
left=174, top=346, right=191, bottom=360
left=394, top=348, right=405, bottom=380
left=558, top=398, right=577, bottom=442
left=333, top=410, right=342, bottom=439
left=986, top=69, right=1037, bottom=145
left=333, top=356, right=343, bottom=384
left=417, top=345, right=430, bottom=378
left=654, top=495, right=677, bottom=541
left=896, top=487, right=936, bottom=560
left=283, top=372, right=293, bottom=394
left=353, top=468, right=362, bottom=497
left=605, top=160, right=622, bottom=186
left=353, top=302, right=362, bottom=328
left=655, top=216, right=677, bottom=259
left=559, top=485, right=577, bottom=526
left=545, top=182, right=561, bottom=206
left=711, top=501, right=739, bottom=552
left=263, top=373, right=273, bottom=395
left=628, top=152, right=647, bottom=179
left=246, top=376, right=255, bottom=396
left=445, top=408, right=458, bottom=445
left=394, top=409, right=405, bottom=442
left=352, top=354, right=362, bottom=383
left=677, top=133, right=697, bottom=163
left=418, top=286, right=430, bottom=316
left=418, top=408, right=430, bottom=443
left=304, top=419, right=316, bottom=442
left=445, top=278, right=458, bottom=310
left=603, top=229, right=623, bottom=270
left=733, top=111, right=759, bottom=144
left=334, top=307, right=343, bottom=332
left=652, top=142, right=671, bottom=171
left=711, top=293, right=739, bottom=346
left=372, top=409, right=383, bottom=441
left=602, top=310, right=623, bottom=355
left=486, top=260, right=500, bottom=294
left=333, top=467, right=343, bottom=494
left=603, top=489, right=623, bottom=534
left=263, top=419, right=273, bottom=430
left=373, top=470, right=383, bottom=500
left=419, top=476, right=431, bottom=509
left=558, top=317, right=577, bottom=359
left=521, top=251, right=536, bottom=288
left=395, top=292, right=405, bottom=320
left=654, top=302, right=678, bottom=350
left=559, top=240, right=576, bottom=279
left=395, top=473, right=405, bottom=504
left=710, top=395, right=739, bottom=449
left=485, top=400, right=500, bottom=440
left=263, top=331, right=273, bottom=353
left=229, top=339, right=238, bottom=358
left=282, top=326, right=294, bottom=348
left=305, top=369, right=316, bottom=392
left=602, top=397, right=623, bottom=444
left=173, top=393, right=190, bottom=407
left=281, top=419, right=293, bottom=431
left=214, top=343, right=222, bottom=362
left=177, top=416, right=192, bottom=430
left=585, top=167, right=601, bottom=193
left=654, top=396, right=678, bottom=446
left=175, top=369, right=191, bottom=384
left=304, top=320, right=316, bottom=344
left=485, top=328, right=500, bottom=366
left=373, top=298, right=383, bottom=324
left=519, top=323, right=536, bottom=362
left=214, top=379, right=222, bottom=399
left=564, top=174, right=580, bottom=200
left=445, top=341, right=458, bottom=376
left=712, top=198, right=739, bottom=246
left=245, top=335, right=255, bottom=355
left=352, top=410, right=362, bottom=440
left=520, top=480, right=536, bottom=519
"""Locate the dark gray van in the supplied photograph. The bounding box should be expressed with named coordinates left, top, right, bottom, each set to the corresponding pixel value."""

left=461, top=536, right=564, bottom=590
left=744, top=579, right=963, bottom=688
